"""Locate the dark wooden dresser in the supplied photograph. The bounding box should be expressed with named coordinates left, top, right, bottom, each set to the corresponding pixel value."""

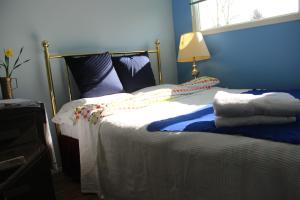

left=0, top=100, right=56, bottom=200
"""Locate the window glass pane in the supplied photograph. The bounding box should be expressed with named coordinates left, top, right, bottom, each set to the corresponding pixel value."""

left=195, top=0, right=299, bottom=31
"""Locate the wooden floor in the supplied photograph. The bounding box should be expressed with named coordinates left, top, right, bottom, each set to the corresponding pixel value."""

left=53, top=173, right=98, bottom=200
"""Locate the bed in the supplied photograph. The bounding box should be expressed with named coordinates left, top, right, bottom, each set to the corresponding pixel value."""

left=42, top=41, right=300, bottom=200
left=42, top=40, right=163, bottom=180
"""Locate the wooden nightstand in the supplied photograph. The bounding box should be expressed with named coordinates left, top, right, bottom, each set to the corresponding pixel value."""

left=0, top=99, right=56, bottom=200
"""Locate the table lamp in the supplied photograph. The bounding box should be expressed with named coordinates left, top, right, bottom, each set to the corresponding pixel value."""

left=178, top=32, right=211, bottom=79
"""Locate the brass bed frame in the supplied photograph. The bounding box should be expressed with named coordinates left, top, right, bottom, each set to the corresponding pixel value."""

left=42, top=40, right=163, bottom=136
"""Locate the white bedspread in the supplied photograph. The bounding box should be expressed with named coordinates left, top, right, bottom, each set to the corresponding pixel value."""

left=54, top=86, right=300, bottom=200
left=55, top=86, right=244, bottom=192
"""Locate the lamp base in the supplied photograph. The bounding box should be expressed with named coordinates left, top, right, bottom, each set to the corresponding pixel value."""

left=192, top=60, right=199, bottom=79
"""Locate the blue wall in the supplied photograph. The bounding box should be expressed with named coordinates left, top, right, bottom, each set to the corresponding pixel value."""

left=172, top=0, right=193, bottom=82
left=0, top=0, right=177, bottom=168
left=173, top=0, right=300, bottom=89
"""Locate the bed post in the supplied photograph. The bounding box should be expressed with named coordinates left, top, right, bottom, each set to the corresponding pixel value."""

left=42, top=40, right=61, bottom=136
left=155, top=40, right=163, bottom=84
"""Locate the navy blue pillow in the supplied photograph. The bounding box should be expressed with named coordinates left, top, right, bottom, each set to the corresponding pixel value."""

left=65, top=52, right=124, bottom=98
left=112, top=52, right=156, bottom=93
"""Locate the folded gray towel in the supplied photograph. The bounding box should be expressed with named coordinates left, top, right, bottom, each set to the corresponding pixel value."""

left=213, top=91, right=300, bottom=117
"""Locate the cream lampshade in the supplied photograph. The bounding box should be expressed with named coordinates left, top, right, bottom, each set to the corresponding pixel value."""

left=178, top=32, right=211, bottom=79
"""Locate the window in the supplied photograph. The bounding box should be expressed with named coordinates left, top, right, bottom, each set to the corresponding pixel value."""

left=192, top=0, right=300, bottom=34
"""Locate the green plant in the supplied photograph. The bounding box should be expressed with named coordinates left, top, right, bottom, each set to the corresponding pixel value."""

left=0, top=47, right=30, bottom=77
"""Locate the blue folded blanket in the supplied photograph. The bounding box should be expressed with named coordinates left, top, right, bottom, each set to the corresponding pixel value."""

left=147, top=90, right=300, bottom=144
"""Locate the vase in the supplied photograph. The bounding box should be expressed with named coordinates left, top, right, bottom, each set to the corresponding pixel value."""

left=0, top=77, right=14, bottom=99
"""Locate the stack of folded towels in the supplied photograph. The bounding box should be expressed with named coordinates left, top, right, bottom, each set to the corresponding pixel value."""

left=213, top=91, right=300, bottom=128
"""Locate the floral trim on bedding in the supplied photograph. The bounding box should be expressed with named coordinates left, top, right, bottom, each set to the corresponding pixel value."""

left=74, top=103, right=107, bottom=125
left=73, top=89, right=176, bottom=125
left=180, top=76, right=219, bottom=86
left=73, top=76, right=219, bottom=125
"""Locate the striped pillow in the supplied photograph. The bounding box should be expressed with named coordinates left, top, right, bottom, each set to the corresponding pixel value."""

left=65, top=52, right=124, bottom=98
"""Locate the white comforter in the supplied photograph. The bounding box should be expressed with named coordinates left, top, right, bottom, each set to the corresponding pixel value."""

left=53, top=85, right=300, bottom=200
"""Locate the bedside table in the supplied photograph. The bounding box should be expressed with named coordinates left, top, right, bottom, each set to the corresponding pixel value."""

left=0, top=99, right=56, bottom=200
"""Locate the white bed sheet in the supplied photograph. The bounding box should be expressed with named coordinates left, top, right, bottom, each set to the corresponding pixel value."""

left=60, top=123, right=79, bottom=139
left=58, top=84, right=177, bottom=139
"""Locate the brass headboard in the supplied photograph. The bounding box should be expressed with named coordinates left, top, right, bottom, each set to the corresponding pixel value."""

left=42, top=40, right=163, bottom=123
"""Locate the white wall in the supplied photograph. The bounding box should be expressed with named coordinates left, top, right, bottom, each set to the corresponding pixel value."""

left=0, top=0, right=177, bottom=167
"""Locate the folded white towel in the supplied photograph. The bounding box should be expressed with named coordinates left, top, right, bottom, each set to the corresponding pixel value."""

left=215, top=115, right=296, bottom=128
left=213, top=91, right=300, bottom=117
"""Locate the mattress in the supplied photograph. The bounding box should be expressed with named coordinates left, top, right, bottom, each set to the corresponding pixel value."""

left=53, top=85, right=300, bottom=200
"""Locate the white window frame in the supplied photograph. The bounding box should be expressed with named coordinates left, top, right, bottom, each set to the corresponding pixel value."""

left=191, top=0, right=300, bottom=35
